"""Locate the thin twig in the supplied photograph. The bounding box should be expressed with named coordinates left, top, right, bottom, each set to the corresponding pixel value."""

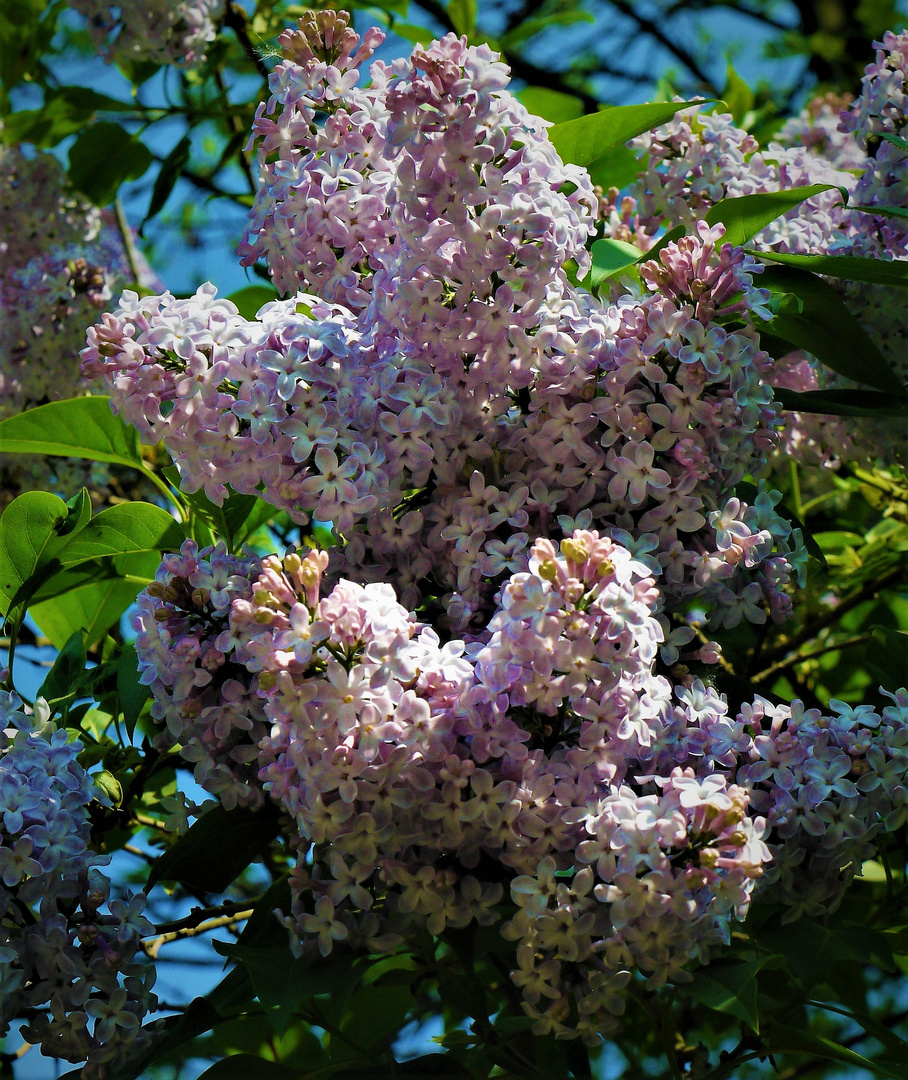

left=752, top=632, right=873, bottom=685
left=144, top=909, right=254, bottom=958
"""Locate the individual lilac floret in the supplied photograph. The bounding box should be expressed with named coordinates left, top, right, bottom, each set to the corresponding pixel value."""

left=0, top=693, right=156, bottom=1078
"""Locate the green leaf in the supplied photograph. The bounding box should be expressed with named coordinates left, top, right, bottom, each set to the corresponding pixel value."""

left=704, top=185, right=848, bottom=247
left=589, top=237, right=645, bottom=288
left=197, top=1058, right=300, bottom=1080
left=865, top=627, right=908, bottom=692
left=503, top=9, right=594, bottom=50
left=723, top=63, right=755, bottom=125
left=117, top=643, right=150, bottom=740
left=52, top=503, right=185, bottom=571
left=37, top=630, right=87, bottom=714
left=685, top=957, right=773, bottom=1032
left=760, top=265, right=904, bottom=395
left=227, top=285, right=279, bottom=320
left=586, top=142, right=643, bottom=190
left=853, top=203, right=908, bottom=220
left=142, top=134, right=192, bottom=228
left=330, top=1058, right=473, bottom=1079
left=0, top=397, right=143, bottom=468
left=772, top=387, right=908, bottom=417
left=447, top=0, right=477, bottom=35
left=517, top=87, right=584, bottom=125
left=879, top=132, right=908, bottom=152
left=148, top=802, right=282, bottom=893
left=750, top=249, right=908, bottom=287
left=0, top=491, right=72, bottom=616
left=30, top=569, right=148, bottom=650
left=68, top=121, right=153, bottom=206
left=548, top=99, right=711, bottom=171
left=765, top=1025, right=908, bottom=1080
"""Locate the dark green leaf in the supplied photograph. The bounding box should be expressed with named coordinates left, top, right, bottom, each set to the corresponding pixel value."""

left=751, top=249, right=908, bottom=287
left=548, top=100, right=711, bottom=171
left=772, top=387, right=908, bottom=418
left=705, top=185, right=848, bottom=247
left=331, top=1057, right=472, bottom=1079
left=197, top=1058, right=300, bottom=1080
left=117, top=643, right=150, bottom=740
left=760, top=265, right=904, bottom=395
left=227, top=285, right=279, bottom=320
left=0, top=491, right=71, bottom=616
left=142, top=134, right=192, bottom=228
left=589, top=237, right=644, bottom=288
left=148, top=802, right=282, bottom=892
left=37, top=629, right=87, bottom=714
left=57, top=85, right=134, bottom=113
left=765, top=1025, right=908, bottom=1080
left=865, top=627, right=908, bottom=693
left=685, top=957, right=773, bottom=1032
left=0, top=397, right=143, bottom=468
left=853, top=204, right=908, bottom=220
left=234, top=874, right=292, bottom=949
left=68, top=121, right=153, bottom=206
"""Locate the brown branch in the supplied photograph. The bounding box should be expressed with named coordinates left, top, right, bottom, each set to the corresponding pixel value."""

left=223, top=2, right=271, bottom=84
left=144, top=909, right=254, bottom=958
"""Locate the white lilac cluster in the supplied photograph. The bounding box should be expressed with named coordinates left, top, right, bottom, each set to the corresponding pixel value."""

left=84, top=16, right=806, bottom=635
left=0, top=693, right=156, bottom=1078
left=66, top=0, right=221, bottom=68
left=0, top=146, right=143, bottom=504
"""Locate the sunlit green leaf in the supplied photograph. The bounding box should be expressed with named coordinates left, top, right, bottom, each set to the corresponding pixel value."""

left=0, top=397, right=143, bottom=468
left=705, top=185, right=848, bottom=246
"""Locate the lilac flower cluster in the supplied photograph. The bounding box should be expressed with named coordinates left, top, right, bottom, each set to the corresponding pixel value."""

left=134, top=533, right=779, bottom=1037
left=629, top=56, right=908, bottom=467
left=133, top=541, right=267, bottom=810
left=81, top=286, right=460, bottom=533
left=0, top=146, right=146, bottom=504
left=239, top=9, right=597, bottom=321
left=67, top=0, right=221, bottom=68
left=0, top=693, right=156, bottom=1078
left=95, top=12, right=908, bottom=1044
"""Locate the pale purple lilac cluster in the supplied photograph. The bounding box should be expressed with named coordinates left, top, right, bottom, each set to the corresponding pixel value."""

left=98, top=13, right=908, bottom=1042
left=133, top=531, right=908, bottom=1036
left=66, top=0, right=221, bottom=68
left=0, top=692, right=156, bottom=1078
left=133, top=541, right=267, bottom=810
left=630, top=45, right=908, bottom=467
left=0, top=147, right=144, bottom=504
